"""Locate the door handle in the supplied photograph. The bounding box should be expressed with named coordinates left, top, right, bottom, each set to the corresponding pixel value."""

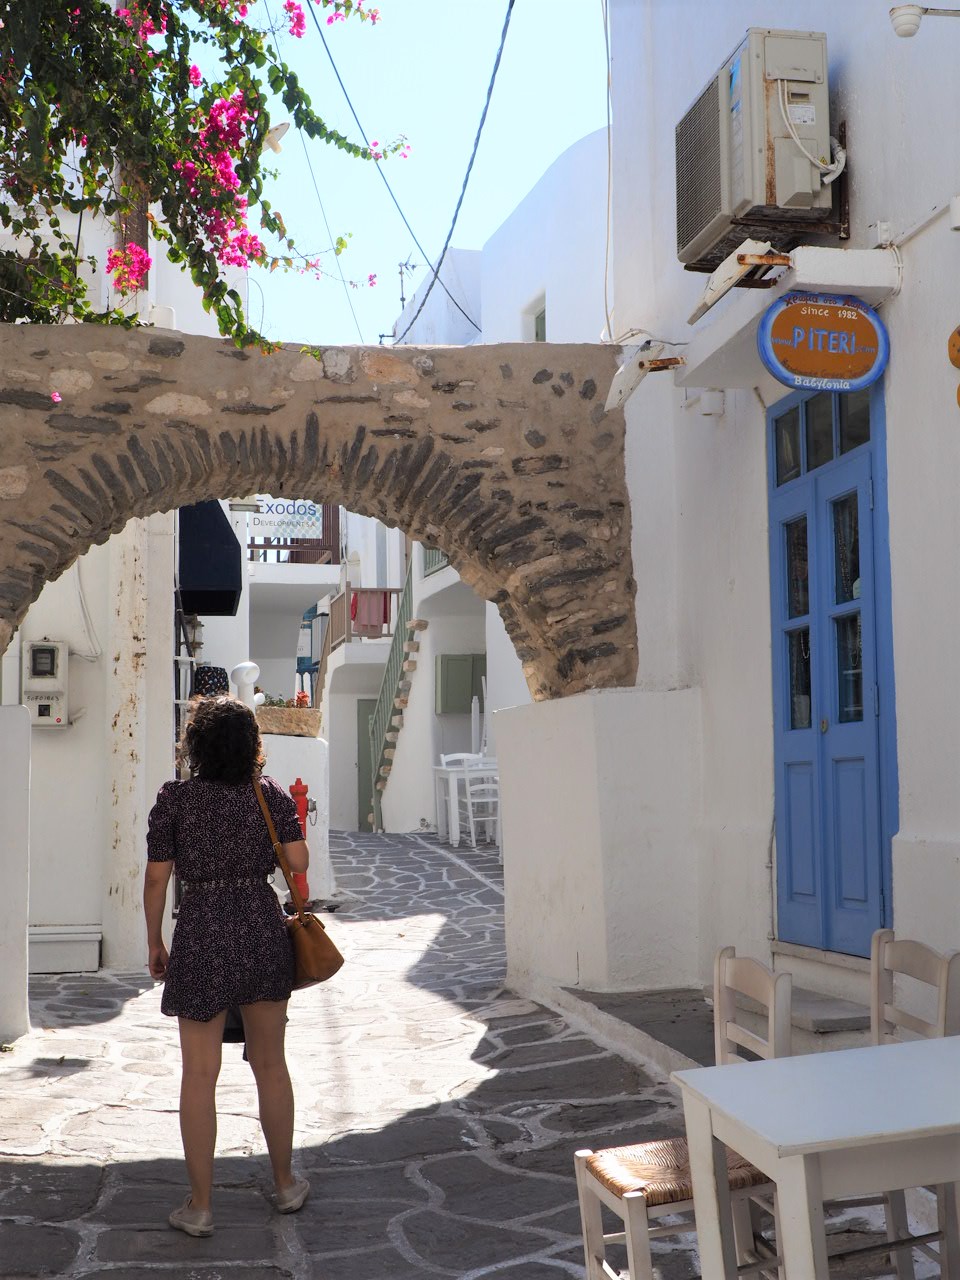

left=820, top=718, right=829, bottom=733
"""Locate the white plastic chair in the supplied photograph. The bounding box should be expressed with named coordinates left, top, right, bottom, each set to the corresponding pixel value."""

left=439, top=752, right=497, bottom=769
left=822, top=928, right=960, bottom=1279
left=456, top=768, right=500, bottom=849
left=575, top=947, right=791, bottom=1280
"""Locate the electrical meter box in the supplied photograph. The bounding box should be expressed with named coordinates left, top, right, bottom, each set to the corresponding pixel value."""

left=22, top=639, right=69, bottom=726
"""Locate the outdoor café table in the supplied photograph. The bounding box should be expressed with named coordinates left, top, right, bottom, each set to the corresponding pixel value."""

left=672, top=1035, right=960, bottom=1279
left=433, top=761, right=498, bottom=847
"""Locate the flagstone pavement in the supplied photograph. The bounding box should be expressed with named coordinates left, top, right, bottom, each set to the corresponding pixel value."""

left=1, top=832, right=910, bottom=1279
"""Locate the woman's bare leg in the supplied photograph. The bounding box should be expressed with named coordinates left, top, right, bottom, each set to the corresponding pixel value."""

left=240, top=1000, right=297, bottom=1191
left=177, top=1012, right=226, bottom=1212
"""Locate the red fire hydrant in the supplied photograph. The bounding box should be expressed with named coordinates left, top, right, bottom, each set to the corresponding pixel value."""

left=289, top=777, right=310, bottom=903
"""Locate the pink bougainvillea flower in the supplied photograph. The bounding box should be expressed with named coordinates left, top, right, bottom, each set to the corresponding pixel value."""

left=284, top=0, right=306, bottom=37
left=106, top=242, right=152, bottom=294
left=50, top=391, right=62, bottom=403
left=368, top=273, right=377, bottom=286
left=188, top=64, right=202, bottom=87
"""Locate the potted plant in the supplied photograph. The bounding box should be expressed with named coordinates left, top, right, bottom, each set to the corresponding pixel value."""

left=255, top=690, right=322, bottom=738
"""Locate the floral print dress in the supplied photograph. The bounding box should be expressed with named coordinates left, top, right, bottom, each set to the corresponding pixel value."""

left=146, top=775, right=303, bottom=1021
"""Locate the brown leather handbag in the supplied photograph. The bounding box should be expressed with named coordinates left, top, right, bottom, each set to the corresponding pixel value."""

left=253, top=779, right=344, bottom=988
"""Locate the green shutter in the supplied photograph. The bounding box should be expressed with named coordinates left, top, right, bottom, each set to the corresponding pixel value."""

left=435, top=654, right=475, bottom=714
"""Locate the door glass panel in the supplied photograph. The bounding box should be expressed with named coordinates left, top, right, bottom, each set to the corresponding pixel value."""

left=836, top=612, right=863, bottom=722
left=788, top=628, right=812, bottom=729
left=833, top=492, right=860, bottom=604
left=805, top=392, right=834, bottom=471
left=775, top=407, right=801, bottom=485
left=839, top=388, right=871, bottom=454
left=785, top=517, right=809, bottom=618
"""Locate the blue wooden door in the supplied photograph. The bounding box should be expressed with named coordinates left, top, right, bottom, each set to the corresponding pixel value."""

left=769, top=389, right=889, bottom=956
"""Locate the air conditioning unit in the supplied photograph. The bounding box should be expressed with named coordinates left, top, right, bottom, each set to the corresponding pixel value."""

left=676, top=28, right=839, bottom=271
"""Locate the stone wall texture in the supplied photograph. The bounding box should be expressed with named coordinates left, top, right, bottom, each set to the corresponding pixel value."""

left=0, top=326, right=636, bottom=699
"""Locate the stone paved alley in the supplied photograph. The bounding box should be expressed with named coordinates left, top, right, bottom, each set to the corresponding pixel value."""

left=1, top=833, right=913, bottom=1278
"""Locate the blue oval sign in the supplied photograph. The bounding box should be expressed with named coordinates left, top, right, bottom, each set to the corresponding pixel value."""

left=757, top=291, right=889, bottom=393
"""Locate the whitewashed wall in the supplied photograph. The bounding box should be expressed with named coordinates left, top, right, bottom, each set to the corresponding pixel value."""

left=483, top=605, right=531, bottom=756
left=261, top=734, right=333, bottom=900
left=380, top=560, right=486, bottom=833
left=480, top=130, right=609, bottom=344
left=0, top=706, right=31, bottom=1038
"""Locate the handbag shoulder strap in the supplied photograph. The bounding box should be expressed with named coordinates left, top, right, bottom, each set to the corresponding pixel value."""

left=253, top=777, right=306, bottom=922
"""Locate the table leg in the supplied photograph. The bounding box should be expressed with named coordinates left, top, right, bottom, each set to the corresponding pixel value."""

left=941, top=1180, right=960, bottom=1279
left=773, top=1154, right=829, bottom=1279
left=681, top=1093, right=739, bottom=1279
left=447, top=774, right=460, bottom=847
left=435, top=774, right=449, bottom=841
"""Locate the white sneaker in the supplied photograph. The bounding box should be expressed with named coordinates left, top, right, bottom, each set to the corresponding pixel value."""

left=275, top=1177, right=309, bottom=1214
left=168, top=1196, right=214, bottom=1237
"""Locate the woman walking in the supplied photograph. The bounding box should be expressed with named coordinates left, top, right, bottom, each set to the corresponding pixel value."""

left=143, top=695, right=310, bottom=1237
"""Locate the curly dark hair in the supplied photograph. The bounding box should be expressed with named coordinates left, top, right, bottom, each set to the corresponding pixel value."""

left=178, top=695, right=265, bottom=784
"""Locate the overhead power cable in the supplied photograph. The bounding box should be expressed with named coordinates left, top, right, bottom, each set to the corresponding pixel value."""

left=306, top=0, right=481, bottom=335
left=394, top=0, right=515, bottom=344
left=296, top=126, right=366, bottom=343
left=262, top=0, right=365, bottom=342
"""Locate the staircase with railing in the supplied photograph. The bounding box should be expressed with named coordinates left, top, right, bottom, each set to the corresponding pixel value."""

left=422, top=546, right=450, bottom=576
left=367, top=565, right=417, bottom=830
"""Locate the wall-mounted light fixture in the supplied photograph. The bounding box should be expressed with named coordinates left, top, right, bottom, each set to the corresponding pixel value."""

left=604, top=343, right=687, bottom=412
left=890, top=4, right=960, bottom=36
left=264, top=122, right=291, bottom=153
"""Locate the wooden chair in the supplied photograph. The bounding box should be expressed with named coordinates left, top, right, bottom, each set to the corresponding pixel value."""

left=574, top=947, right=791, bottom=1280
left=456, top=767, right=500, bottom=849
left=823, top=928, right=960, bottom=1279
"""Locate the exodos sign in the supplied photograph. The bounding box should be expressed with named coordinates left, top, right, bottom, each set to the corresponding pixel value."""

left=251, top=496, right=325, bottom=539
left=758, top=292, right=889, bottom=393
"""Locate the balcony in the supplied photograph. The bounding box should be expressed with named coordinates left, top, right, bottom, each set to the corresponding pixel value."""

left=247, top=503, right=341, bottom=565
left=314, top=584, right=403, bottom=708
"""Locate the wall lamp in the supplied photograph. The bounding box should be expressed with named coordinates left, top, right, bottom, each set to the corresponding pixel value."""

left=264, top=122, right=290, bottom=153
left=890, top=5, right=960, bottom=36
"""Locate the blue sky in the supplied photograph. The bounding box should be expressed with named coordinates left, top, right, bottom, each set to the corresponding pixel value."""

left=248, top=0, right=609, bottom=347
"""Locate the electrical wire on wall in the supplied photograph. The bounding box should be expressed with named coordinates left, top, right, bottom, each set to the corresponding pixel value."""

left=776, top=80, right=845, bottom=185
left=71, top=561, right=103, bottom=661
left=305, top=1, right=481, bottom=337
left=393, top=0, right=516, bottom=343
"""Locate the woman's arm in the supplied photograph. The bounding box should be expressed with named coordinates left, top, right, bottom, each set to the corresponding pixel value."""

left=281, top=838, right=310, bottom=874
left=143, top=860, right=174, bottom=979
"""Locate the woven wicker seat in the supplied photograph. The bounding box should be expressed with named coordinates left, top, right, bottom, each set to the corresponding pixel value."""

left=574, top=946, right=792, bottom=1280
left=585, top=1136, right=767, bottom=1208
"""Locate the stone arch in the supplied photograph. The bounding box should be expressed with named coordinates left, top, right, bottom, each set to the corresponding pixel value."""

left=0, top=325, right=636, bottom=698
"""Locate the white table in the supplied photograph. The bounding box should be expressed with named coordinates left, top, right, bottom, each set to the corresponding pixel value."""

left=433, top=762, right=498, bottom=847
left=673, top=1036, right=960, bottom=1278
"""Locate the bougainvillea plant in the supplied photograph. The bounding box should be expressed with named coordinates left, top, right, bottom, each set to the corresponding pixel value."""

left=0, top=0, right=397, bottom=345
